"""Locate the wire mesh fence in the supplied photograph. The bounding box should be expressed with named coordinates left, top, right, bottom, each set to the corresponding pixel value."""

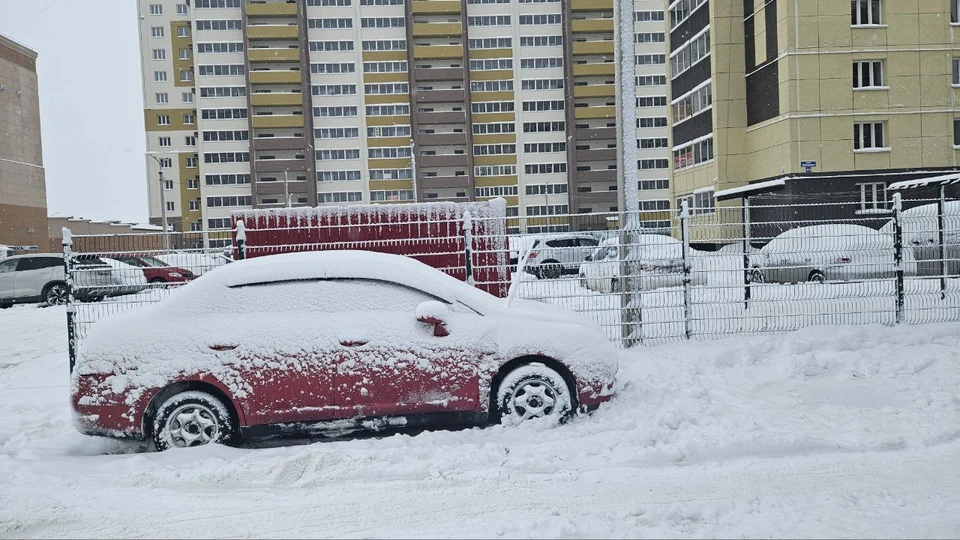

left=62, top=195, right=960, bottom=359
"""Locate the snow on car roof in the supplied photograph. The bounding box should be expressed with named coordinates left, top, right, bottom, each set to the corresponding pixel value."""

left=763, top=224, right=891, bottom=253
left=196, top=250, right=501, bottom=312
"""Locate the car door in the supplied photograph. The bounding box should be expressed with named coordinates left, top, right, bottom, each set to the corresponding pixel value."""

left=14, top=257, right=56, bottom=299
left=331, top=279, right=492, bottom=419
left=0, top=259, right=17, bottom=300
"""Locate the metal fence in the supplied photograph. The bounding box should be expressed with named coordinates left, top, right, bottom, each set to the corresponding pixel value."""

left=63, top=195, right=960, bottom=363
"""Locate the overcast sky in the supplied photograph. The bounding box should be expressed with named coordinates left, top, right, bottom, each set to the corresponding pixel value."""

left=1, top=0, right=148, bottom=224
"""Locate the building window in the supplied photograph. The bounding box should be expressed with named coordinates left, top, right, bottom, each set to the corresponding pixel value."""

left=182, top=92, right=194, bottom=104
left=149, top=4, right=162, bottom=15
left=151, top=26, right=164, bottom=37
left=155, top=92, right=168, bottom=104
left=152, top=49, right=166, bottom=60
left=693, top=190, right=715, bottom=215
left=858, top=182, right=887, bottom=213
left=187, top=179, right=199, bottom=189
left=183, top=113, right=195, bottom=125
left=157, top=114, right=170, bottom=126
left=853, top=60, right=884, bottom=88
left=179, top=48, right=191, bottom=60
left=158, top=136, right=171, bottom=147
left=851, top=0, right=882, bottom=26
left=166, top=201, right=175, bottom=212
left=318, top=192, right=363, bottom=204
left=854, top=122, right=887, bottom=150
left=673, top=137, right=714, bottom=171
left=180, top=70, right=192, bottom=82
left=158, top=158, right=173, bottom=168
left=177, top=26, right=190, bottom=37
left=176, top=3, right=188, bottom=15
left=953, top=0, right=959, bottom=23
left=954, top=119, right=960, bottom=147
left=675, top=194, right=693, bottom=213
left=953, top=58, right=960, bottom=86
left=186, top=157, right=198, bottom=168
left=185, top=136, right=197, bottom=146
left=154, top=71, right=167, bottom=82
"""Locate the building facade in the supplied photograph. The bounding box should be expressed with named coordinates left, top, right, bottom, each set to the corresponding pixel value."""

left=0, top=34, right=47, bottom=253
left=667, top=0, right=960, bottom=236
left=137, top=0, right=672, bottom=240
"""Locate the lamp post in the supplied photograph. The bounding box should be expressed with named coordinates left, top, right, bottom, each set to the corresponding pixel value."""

left=146, top=152, right=171, bottom=251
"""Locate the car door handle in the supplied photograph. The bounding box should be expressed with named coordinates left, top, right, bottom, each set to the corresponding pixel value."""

left=339, top=340, right=368, bottom=347
left=209, top=344, right=237, bottom=351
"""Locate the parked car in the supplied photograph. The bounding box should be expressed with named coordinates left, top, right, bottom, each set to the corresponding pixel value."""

left=879, top=201, right=960, bottom=277
left=0, top=254, right=116, bottom=307
left=156, top=251, right=231, bottom=277
left=513, top=233, right=602, bottom=279
left=579, top=235, right=706, bottom=293
left=75, top=255, right=151, bottom=297
left=72, top=250, right=618, bottom=450
left=104, top=254, right=196, bottom=284
left=751, top=224, right=917, bottom=284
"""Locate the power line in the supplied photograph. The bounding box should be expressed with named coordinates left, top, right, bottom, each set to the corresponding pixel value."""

left=9, top=0, right=63, bottom=37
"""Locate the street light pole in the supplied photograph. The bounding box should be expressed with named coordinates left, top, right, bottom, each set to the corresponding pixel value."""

left=148, top=154, right=171, bottom=251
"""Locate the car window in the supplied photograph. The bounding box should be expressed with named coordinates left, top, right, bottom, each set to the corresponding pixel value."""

left=227, top=278, right=446, bottom=314
left=545, top=239, right=575, bottom=248
left=0, top=260, right=17, bottom=273
left=578, top=238, right=599, bottom=247
left=14, top=257, right=60, bottom=271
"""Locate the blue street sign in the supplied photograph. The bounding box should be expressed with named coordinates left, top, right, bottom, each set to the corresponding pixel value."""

left=800, top=160, right=816, bottom=173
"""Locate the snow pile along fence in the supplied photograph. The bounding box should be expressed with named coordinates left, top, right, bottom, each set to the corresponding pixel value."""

left=229, top=199, right=510, bottom=298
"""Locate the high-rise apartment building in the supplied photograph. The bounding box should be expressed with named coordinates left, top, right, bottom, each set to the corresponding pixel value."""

left=137, top=0, right=672, bottom=240
left=0, top=34, right=47, bottom=253
left=667, top=0, right=960, bottom=230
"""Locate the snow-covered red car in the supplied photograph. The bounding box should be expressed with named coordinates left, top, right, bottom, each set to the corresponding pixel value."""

left=71, top=251, right=618, bottom=450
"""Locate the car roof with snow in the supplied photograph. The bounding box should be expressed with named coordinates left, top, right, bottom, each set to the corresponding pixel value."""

left=186, top=250, right=503, bottom=312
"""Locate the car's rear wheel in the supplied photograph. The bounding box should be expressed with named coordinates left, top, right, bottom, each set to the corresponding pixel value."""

left=808, top=270, right=826, bottom=284
left=496, top=364, right=572, bottom=426
left=42, top=282, right=67, bottom=307
left=152, top=391, right=235, bottom=451
left=538, top=261, right=562, bottom=280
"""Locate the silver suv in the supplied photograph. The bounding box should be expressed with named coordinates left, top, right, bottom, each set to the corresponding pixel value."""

left=517, top=233, right=602, bottom=279
left=0, top=254, right=116, bottom=307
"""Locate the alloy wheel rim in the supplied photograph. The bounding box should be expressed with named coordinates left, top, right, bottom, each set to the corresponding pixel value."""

left=165, top=404, right=220, bottom=447
left=509, top=380, right=558, bottom=420
left=47, top=286, right=66, bottom=305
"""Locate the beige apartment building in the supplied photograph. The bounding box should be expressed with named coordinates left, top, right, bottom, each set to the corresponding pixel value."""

left=0, top=34, right=47, bottom=253
left=667, top=0, right=960, bottom=236
left=137, top=0, right=673, bottom=243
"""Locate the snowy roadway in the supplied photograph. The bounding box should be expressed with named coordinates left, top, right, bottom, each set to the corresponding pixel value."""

left=2, top=305, right=960, bottom=537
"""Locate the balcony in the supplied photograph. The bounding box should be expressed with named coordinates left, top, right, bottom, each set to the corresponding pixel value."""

left=418, top=132, right=467, bottom=146
left=574, top=84, right=615, bottom=98
left=572, top=41, right=615, bottom=56
left=572, top=63, right=616, bottom=77
left=412, top=23, right=462, bottom=38
left=246, top=3, right=298, bottom=17
left=574, top=106, right=615, bottom=119
left=575, top=169, right=616, bottom=183
left=246, top=24, right=298, bottom=40
left=248, top=48, right=300, bottom=63
left=413, top=45, right=464, bottom=60
left=571, top=0, right=613, bottom=10
left=417, top=111, right=467, bottom=124
left=255, top=158, right=307, bottom=173
left=571, top=19, right=615, bottom=34
left=576, top=127, right=616, bottom=140
left=250, top=92, right=303, bottom=107
left=418, top=154, right=469, bottom=168
left=411, top=0, right=461, bottom=14
left=419, top=175, right=470, bottom=190
left=249, top=70, right=302, bottom=84
left=575, top=148, right=617, bottom=162
left=251, top=115, right=304, bottom=129
left=415, top=89, right=466, bottom=103
left=413, top=67, right=466, bottom=81
left=253, top=136, right=305, bottom=151
left=256, top=180, right=309, bottom=195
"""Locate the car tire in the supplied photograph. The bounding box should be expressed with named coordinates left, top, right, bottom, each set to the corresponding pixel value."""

left=611, top=278, right=622, bottom=293
left=152, top=390, right=235, bottom=451
left=539, top=261, right=562, bottom=280
left=496, top=363, right=573, bottom=426
left=750, top=269, right=765, bottom=283
left=41, top=282, right=68, bottom=307
left=808, top=271, right=826, bottom=284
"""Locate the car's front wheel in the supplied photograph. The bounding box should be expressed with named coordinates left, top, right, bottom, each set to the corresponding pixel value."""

left=808, top=270, right=826, bottom=283
left=152, top=391, right=235, bottom=451
left=496, top=364, right=572, bottom=426
left=42, top=282, right=67, bottom=307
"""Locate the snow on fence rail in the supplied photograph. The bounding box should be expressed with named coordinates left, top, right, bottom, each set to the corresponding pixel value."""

left=61, top=197, right=960, bottom=366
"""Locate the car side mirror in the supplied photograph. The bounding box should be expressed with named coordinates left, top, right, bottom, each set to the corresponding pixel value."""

left=416, top=301, right=450, bottom=337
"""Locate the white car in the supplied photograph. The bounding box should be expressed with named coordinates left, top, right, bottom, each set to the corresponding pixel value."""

left=0, top=254, right=118, bottom=307
left=752, top=224, right=917, bottom=283
left=512, top=233, right=602, bottom=279
left=579, top=235, right=705, bottom=293
left=879, top=201, right=959, bottom=277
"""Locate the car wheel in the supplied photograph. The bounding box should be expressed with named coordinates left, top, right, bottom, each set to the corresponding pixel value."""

left=539, top=261, right=562, bottom=280
left=611, top=278, right=622, bottom=293
left=808, top=271, right=826, bottom=284
left=42, top=282, right=68, bottom=307
left=152, top=391, right=235, bottom=451
left=579, top=274, right=587, bottom=289
left=750, top=269, right=765, bottom=283
left=496, top=364, right=572, bottom=426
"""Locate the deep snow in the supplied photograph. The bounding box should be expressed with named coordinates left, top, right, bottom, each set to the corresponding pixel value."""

left=2, top=305, right=960, bottom=538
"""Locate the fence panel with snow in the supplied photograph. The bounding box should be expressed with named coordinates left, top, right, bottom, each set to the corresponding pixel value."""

left=62, top=197, right=960, bottom=357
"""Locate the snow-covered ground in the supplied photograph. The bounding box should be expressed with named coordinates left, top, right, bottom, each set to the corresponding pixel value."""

left=2, top=305, right=960, bottom=538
